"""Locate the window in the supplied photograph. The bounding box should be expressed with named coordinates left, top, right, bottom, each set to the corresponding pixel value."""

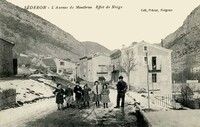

left=144, top=57, right=147, bottom=64
left=144, top=46, right=147, bottom=51
left=60, top=62, right=64, bottom=66
left=152, top=57, right=157, bottom=70
left=131, top=51, right=134, bottom=55
left=58, top=70, right=62, bottom=73
left=152, top=74, right=157, bottom=83
left=98, top=65, right=106, bottom=67
left=98, top=65, right=107, bottom=72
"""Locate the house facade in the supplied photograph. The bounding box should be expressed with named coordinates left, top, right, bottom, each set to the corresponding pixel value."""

left=87, top=54, right=111, bottom=82
left=110, top=49, right=122, bottom=82
left=79, top=54, right=111, bottom=82
left=111, top=41, right=172, bottom=95
left=79, top=56, right=88, bottom=80
left=54, top=58, right=79, bottom=81
left=0, top=38, right=15, bottom=77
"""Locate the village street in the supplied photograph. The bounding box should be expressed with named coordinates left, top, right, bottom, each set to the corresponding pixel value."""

left=0, top=89, right=144, bottom=127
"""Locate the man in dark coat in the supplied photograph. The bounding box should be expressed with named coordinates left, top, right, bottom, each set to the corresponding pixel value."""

left=114, top=76, right=127, bottom=108
left=74, top=81, right=83, bottom=109
left=53, top=84, right=65, bottom=110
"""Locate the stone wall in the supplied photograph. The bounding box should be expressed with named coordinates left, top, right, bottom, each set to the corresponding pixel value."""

left=0, top=89, right=16, bottom=110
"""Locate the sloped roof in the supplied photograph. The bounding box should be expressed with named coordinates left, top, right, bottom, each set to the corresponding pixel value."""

left=126, top=41, right=172, bottom=53
left=0, top=38, right=15, bottom=45
left=110, top=49, right=121, bottom=57
left=79, top=56, right=87, bottom=60
left=42, top=59, right=56, bottom=67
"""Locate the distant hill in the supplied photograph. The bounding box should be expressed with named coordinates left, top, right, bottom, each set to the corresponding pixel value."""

left=0, top=1, right=110, bottom=63
left=82, top=41, right=111, bottom=56
left=162, top=5, right=200, bottom=72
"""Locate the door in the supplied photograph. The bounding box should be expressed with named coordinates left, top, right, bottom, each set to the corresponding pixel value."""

left=13, top=58, right=18, bottom=75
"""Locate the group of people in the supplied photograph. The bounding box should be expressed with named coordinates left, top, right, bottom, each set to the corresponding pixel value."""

left=53, top=76, right=127, bottom=110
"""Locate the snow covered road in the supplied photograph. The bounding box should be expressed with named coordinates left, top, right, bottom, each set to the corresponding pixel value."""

left=0, top=98, right=56, bottom=127
left=0, top=89, right=148, bottom=127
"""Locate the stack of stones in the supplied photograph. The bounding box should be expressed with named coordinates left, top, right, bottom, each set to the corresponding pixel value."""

left=0, top=89, right=16, bottom=110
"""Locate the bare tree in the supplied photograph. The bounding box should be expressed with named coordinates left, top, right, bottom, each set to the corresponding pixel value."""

left=117, top=49, right=137, bottom=90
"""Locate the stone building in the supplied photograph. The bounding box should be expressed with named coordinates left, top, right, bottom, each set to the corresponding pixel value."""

left=0, top=38, right=15, bottom=77
left=79, top=54, right=111, bottom=82
left=87, top=54, right=111, bottom=82
left=79, top=56, right=89, bottom=81
left=54, top=58, right=79, bottom=81
left=111, top=41, right=172, bottom=95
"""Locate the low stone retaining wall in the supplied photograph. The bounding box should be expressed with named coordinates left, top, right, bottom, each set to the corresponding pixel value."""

left=187, top=99, right=200, bottom=109
left=0, top=89, right=16, bottom=110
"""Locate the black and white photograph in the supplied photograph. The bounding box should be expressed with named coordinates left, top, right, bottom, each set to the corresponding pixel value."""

left=0, top=0, right=200, bottom=126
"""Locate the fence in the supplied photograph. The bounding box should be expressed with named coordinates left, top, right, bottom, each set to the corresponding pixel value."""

left=153, top=94, right=174, bottom=108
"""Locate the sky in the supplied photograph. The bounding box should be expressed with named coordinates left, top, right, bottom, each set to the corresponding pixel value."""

left=7, top=0, right=200, bottom=50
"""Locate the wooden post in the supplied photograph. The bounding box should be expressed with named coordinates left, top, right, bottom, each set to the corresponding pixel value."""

left=146, top=52, right=150, bottom=109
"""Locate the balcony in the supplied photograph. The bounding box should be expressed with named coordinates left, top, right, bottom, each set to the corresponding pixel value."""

left=148, top=65, right=161, bottom=73
left=97, top=72, right=108, bottom=74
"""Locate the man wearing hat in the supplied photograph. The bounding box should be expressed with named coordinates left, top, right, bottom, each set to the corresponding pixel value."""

left=114, top=76, right=127, bottom=108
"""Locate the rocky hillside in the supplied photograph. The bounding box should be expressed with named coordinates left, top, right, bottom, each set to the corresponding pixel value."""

left=162, top=5, right=200, bottom=72
left=0, top=1, right=110, bottom=62
left=82, top=41, right=111, bottom=55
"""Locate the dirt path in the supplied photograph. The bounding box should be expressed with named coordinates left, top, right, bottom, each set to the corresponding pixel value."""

left=25, top=89, right=139, bottom=127
left=0, top=89, right=142, bottom=127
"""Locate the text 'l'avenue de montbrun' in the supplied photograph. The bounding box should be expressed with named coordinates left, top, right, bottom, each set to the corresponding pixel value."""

left=24, top=5, right=123, bottom=10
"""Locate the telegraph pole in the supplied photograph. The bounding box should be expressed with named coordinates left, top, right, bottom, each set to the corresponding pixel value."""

left=146, top=52, right=150, bottom=109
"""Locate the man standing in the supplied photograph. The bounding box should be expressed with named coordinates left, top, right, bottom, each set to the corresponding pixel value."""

left=114, top=76, right=127, bottom=108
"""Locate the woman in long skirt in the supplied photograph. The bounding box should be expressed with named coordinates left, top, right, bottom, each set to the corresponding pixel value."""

left=64, top=85, right=74, bottom=108
left=82, top=84, right=91, bottom=108
left=101, top=82, right=110, bottom=108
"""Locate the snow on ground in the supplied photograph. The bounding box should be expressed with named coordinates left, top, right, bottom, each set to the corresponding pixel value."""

left=145, top=110, right=200, bottom=127
left=126, top=91, right=170, bottom=111
left=0, top=79, right=54, bottom=103
left=0, top=98, right=56, bottom=127
left=37, top=78, right=57, bottom=88
left=0, top=84, right=174, bottom=127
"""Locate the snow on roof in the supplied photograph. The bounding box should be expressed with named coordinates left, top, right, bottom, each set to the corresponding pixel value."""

left=110, top=49, right=121, bottom=58
left=42, top=59, right=56, bottom=67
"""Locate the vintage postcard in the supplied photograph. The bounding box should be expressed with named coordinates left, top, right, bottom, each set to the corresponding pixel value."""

left=0, top=0, right=200, bottom=126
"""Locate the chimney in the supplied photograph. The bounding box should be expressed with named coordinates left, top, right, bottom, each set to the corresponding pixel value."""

left=122, top=44, right=125, bottom=49
left=131, top=42, right=137, bottom=46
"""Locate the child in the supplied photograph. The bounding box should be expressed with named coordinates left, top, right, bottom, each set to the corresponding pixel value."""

left=83, top=84, right=91, bottom=108
left=92, top=81, right=102, bottom=107
left=74, top=81, right=83, bottom=109
left=64, top=84, right=74, bottom=108
left=53, top=83, right=65, bottom=110
left=101, top=83, right=110, bottom=108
